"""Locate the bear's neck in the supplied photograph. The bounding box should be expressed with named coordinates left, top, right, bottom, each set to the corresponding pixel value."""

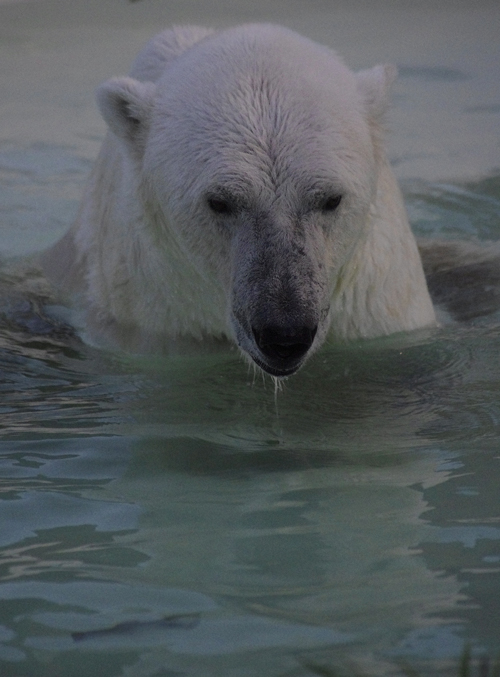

left=328, top=159, right=437, bottom=341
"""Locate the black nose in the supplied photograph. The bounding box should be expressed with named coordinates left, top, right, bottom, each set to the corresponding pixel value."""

left=252, top=324, right=317, bottom=363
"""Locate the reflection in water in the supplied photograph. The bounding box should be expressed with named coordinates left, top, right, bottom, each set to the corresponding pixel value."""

left=418, top=451, right=500, bottom=656
left=0, top=325, right=135, bottom=439
left=2, top=303, right=499, bottom=673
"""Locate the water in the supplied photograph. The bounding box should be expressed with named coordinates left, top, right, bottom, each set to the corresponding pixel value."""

left=1, top=1, right=500, bottom=675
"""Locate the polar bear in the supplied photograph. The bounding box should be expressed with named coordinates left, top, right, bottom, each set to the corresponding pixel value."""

left=41, top=24, right=438, bottom=377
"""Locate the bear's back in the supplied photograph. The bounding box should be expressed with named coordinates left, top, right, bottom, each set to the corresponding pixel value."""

left=129, top=25, right=214, bottom=82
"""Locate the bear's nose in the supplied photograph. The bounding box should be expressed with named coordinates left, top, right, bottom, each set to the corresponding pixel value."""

left=252, top=324, right=317, bottom=363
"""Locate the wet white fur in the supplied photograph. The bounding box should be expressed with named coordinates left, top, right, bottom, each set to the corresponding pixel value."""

left=41, top=24, right=437, bottom=358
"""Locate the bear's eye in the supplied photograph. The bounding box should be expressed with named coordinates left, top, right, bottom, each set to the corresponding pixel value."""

left=207, top=196, right=234, bottom=216
left=320, top=195, right=342, bottom=213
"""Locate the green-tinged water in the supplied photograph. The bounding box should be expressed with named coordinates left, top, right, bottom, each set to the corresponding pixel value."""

left=1, top=1, right=500, bottom=675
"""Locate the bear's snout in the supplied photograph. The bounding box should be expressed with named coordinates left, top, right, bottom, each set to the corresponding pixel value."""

left=252, top=322, right=317, bottom=371
left=242, top=314, right=319, bottom=376
left=230, top=234, right=327, bottom=376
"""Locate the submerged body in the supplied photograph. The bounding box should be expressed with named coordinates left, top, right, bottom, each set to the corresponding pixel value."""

left=42, top=24, right=437, bottom=376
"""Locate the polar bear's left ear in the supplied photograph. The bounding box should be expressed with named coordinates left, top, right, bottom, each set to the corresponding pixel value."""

left=356, top=64, right=397, bottom=120
left=96, top=77, right=156, bottom=153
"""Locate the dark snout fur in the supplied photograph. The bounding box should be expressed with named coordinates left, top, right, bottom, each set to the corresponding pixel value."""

left=230, top=218, right=328, bottom=376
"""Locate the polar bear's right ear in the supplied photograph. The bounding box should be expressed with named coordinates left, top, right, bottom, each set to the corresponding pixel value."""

left=96, top=77, right=156, bottom=153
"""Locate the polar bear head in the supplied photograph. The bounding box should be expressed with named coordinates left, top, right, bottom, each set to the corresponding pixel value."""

left=96, top=24, right=396, bottom=376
